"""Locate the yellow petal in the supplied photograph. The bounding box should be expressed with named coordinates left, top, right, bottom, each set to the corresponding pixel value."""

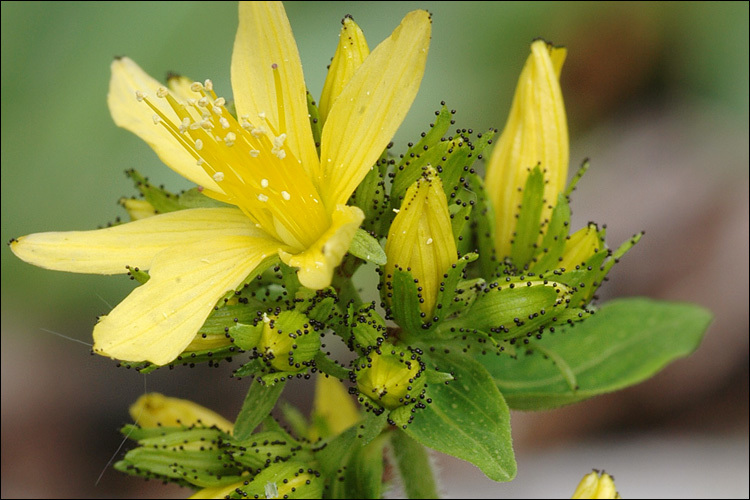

left=10, top=207, right=261, bottom=274
left=108, top=57, right=222, bottom=192
left=385, top=168, right=457, bottom=315
left=231, top=1, right=319, bottom=179
left=279, top=204, right=364, bottom=289
left=318, top=16, right=370, bottom=124
left=93, top=234, right=281, bottom=365
left=129, top=393, right=234, bottom=433
left=310, top=374, right=360, bottom=440
left=485, top=40, right=568, bottom=260
left=319, top=10, right=431, bottom=208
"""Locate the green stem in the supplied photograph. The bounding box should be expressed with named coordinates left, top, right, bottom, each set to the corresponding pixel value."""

left=390, top=429, right=440, bottom=499
left=332, top=254, right=364, bottom=308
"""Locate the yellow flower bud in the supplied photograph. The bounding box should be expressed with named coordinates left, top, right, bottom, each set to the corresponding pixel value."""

left=559, top=223, right=602, bottom=271
left=129, top=392, right=233, bottom=433
left=385, top=167, right=458, bottom=316
left=319, top=16, right=370, bottom=123
left=118, top=197, right=157, bottom=220
left=485, top=39, right=568, bottom=261
left=257, top=310, right=320, bottom=372
left=572, top=470, right=621, bottom=499
left=355, top=346, right=425, bottom=410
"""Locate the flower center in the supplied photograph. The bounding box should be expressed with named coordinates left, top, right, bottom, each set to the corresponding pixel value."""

left=137, top=69, right=327, bottom=250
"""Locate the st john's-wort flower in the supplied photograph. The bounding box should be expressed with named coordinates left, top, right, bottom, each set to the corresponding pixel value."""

left=10, top=2, right=431, bottom=365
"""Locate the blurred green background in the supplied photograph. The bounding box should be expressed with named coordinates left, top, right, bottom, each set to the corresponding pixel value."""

left=2, top=2, right=747, bottom=498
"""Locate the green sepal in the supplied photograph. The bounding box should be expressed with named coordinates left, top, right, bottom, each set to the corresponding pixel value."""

left=307, top=91, right=322, bottom=155
left=350, top=159, right=389, bottom=236
left=467, top=173, right=500, bottom=278
left=511, top=165, right=545, bottom=268
left=231, top=430, right=308, bottom=471
left=564, top=158, right=590, bottom=198
left=228, top=323, right=262, bottom=351
left=313, top=351, right=351, bottom=380
left=392, top=349, right=516, bottom=482
left=391, top=106, right=453, bottom=205
left=347, top=303, right=388, bottom=354
left=530, top=192, right=571, bottom=273
left=477, top=297, right=712, bottom=410
left=390, top=430, right=439, bottom=499
left=432, top=253, right=477, bottom=323
left=124, top=169, right=230, bottom=214
left=448, top=189, right=476, bottom=244
left=233, top=379, right=286, bottom=441
left=114, top=427, right=242, bottom=488
left=388, top=267, right=425, bottom=333
left=125, top=265, right=149, bottom=284
left=294, top=287, right=336, bottom=325
left=348, top=228, right=387, bottom=265
left=439, top=128, right=495, bottom=204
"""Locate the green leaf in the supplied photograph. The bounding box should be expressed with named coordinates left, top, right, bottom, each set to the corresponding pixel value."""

left=233, top=379, right=286, bottom=440
left=348, top=228, right=387, bottom=265
left=393, top=350, right=516, bottom=482
left=477, top=298, right=712, bottom=410
left=390, top=430, right=439, bottom=499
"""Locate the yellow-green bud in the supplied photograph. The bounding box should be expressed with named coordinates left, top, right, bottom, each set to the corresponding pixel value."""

left=129, top=392, right=233, bottom=433
left=485, top=39, right=568, bottom=261
left=257, top=310, right=320, bottom=372
left=119, top=197, right=157, bottom=220
left=572, top=470, right=621, bottom=499
left=199, top=462, right=323, bottom=500
left=319, top=16, right=370, bottom=124
left=354, top=346, right=425, bottom=410
left=385, top=167, right=458, bottom=316
left=559, top=223, right=602, bottom=271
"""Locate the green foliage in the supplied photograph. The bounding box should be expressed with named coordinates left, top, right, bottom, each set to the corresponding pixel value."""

left=393, top=350, right=517, bottom=482
left=477, top=298, right=712, bottom=410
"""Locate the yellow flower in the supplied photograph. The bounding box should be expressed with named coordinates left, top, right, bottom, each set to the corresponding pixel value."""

left=129, top=392, right=234, bottom=434
left=485, top=39, right=568, bottom=262
left=10, top=2, right=431, bottom=365
left=385, top=167, right=458, bottom=316
left=572, top=470, right=621, bottom=499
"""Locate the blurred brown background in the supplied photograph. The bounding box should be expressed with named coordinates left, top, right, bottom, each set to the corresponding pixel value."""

left=2, top=2, right=747, bottom=498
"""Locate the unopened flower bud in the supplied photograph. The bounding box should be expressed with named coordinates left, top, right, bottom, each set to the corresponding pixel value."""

left=354, top=346, right=425, bottom=410
left=385, top=167, right=458, bottom=316
left=257, top=310, right=320, bottom=372
left=572, top=470, right=620, bottom=499
left=129, top=392, right=233, bottom=433
left=485, top=39, right=568, bottom=262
